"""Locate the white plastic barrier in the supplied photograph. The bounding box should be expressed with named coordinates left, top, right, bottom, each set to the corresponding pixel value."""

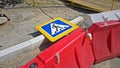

left=89, top=10, right=120, bottom=23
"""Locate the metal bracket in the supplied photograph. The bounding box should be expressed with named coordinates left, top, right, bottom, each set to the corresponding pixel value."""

left=83, top=27, right=92, bottom=41
left=87, top=33, right=92, bottom=40
left=102, top=15, right=109, bottom=26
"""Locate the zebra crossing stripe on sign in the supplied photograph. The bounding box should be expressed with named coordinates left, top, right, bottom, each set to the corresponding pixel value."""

left=36, top=18, right=79, bottom=42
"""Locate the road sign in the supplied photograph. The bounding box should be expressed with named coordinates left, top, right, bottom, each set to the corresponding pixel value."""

left=36, top=18, right=79, bottom=42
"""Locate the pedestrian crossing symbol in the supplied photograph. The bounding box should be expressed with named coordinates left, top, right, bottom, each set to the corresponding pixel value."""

left=36, top=18, right=79, bottom=42
left=50, top=22, right=70, bottom=36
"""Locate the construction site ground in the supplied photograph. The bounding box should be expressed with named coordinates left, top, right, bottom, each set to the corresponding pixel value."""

left=0, top=0, right=120, bottom=68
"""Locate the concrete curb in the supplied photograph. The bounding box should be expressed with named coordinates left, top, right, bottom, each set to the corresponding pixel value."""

left=0, top=35, right=45, bottom=63
left=0, top=16, right=84, bottom=63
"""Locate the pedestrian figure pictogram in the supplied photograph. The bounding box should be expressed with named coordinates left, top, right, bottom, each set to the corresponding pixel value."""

left=51, top=23, right=70, bottom=35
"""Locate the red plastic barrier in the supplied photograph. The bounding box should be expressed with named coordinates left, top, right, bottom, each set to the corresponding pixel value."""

left=109, top=21, right=120, bottom=54
left=19, top=28, right=94, bottom=68
left=88, top=20, right=120, bottom=63
left=88, top=22, right=111, bottom=63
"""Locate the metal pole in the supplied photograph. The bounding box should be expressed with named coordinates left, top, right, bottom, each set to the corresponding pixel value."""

left=71, top=0, right=74, bottom=7
left=111, top=0, right=115, bottom=11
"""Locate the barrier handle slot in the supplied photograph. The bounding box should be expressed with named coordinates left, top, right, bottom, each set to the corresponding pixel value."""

left=55, top=53, right=60, bottom=64
left=107, top=30, right=112, bottom=53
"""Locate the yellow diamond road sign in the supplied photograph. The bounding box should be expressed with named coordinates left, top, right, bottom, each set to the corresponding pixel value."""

left=36, top=18, right=79, bottom=42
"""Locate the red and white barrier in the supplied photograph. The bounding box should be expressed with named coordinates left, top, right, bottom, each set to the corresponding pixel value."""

left=20, top=10, right=120, bottom=68
left=19, top=28, right=94, bottom=68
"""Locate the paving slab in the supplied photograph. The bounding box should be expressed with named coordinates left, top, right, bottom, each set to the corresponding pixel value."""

left=0, top=8, right=50, bottom=50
